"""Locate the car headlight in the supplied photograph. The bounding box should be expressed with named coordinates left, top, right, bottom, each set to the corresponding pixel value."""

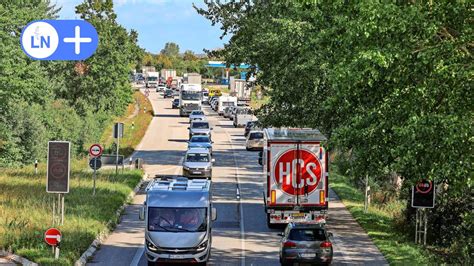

left=196, top=240, right=208, bottom=252
left=183, top=165, right=190, bottom=170
left=146, top=239, right=159, bottom=252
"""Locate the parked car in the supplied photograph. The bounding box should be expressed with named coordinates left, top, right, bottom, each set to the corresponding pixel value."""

left=279, top=223, right=333, bottom=266
left=188, top=135, right=213, bottom=154
left=172, top=98, right=179, bottom=109
left=246, top=130, right=264, bottom=151
left=188, top=121, right=212, bottom=140
left=182, top=148, right=214, bottom=179
left=189, top=110, right=206, bottom=123
left=163, top=89, right=173, bottom=98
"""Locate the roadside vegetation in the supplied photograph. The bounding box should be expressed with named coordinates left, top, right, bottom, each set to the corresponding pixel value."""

left=0, top=165, right=142, bottom=265
left=197, top=1, right=472, bottom=263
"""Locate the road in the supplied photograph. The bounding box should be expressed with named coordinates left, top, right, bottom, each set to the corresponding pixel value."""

left=88, top=87, right=387, bottom=265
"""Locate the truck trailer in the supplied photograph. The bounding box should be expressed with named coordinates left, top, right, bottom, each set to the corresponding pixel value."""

left=261, top=128, right=329, bottom=228
left=139, top=176, right=216, bottom=265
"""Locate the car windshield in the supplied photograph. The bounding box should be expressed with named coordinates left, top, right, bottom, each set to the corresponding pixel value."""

left=186, top=153, right=210, bottom=162
left=289, top=228, right=327, bottom=241
left=192, top=122, right=209, bottom=129
left=246, top=122, right=254, bottom=128
left=190, top=136, right=210, bottom=143
left=173, top=99, right=179, bottom=102
left=191, top=111, right=204, bottom=116
left=249, top=132, right=263, bottom=140
left=203, top=92, right=209, bottom=96
left=147, top=77, right=157, bottom=81
left=148, top=207, right=207, bottom=232
left=165, top=90, right=172, bottom=94
left=182, top=91, right=201, bottom=100
left=236, top=108, right=252, bottom=115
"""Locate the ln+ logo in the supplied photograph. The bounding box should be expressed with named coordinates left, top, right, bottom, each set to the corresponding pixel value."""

left=21, top=21, right=59, bottom=59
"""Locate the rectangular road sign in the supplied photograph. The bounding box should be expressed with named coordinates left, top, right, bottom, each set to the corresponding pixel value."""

left=113, top=122, right=124, bottom=138
left=47, top=141, right=71, bottom=193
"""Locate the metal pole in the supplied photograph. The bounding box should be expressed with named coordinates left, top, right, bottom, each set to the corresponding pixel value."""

left=423, top=209, right=428, bottom=245
left=364, top=174, right=369, bottom=213
left=116, top=134, right=120, bottom=175
left=415, top=209, right=418, bottom=244
left=57, top=194, right=60, bottom=225
left=52, top=197, right=55, bottom=226
left=61, top=194, right=64, bottom=225
left=54, top=245, right=59, bottom=259
left=93, top=159, right=97, bottom=196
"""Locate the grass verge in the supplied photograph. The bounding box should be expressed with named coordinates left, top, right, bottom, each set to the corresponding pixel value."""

left=330, top=172, right=439, bottom=264
left=0, top=163, right=142, bottom=265
left=100, top=91, right=153, bottom=158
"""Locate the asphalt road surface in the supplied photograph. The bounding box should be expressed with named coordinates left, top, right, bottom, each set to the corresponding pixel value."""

left=88, top=87, right=387, bottom=265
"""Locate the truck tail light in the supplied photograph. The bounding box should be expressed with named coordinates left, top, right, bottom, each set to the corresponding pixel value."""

left=271, top=190, right=276, bottom=204
left=283, top=241, right=296, bottom=248
left=319, top=190, right=325, bottom=204
left=320, top=241, right=332, bottom=248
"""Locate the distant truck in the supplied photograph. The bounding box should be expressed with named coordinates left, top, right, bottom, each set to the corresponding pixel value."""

left=145, top=72, right=159, bottom=88
left=179, top=84, right=202, bottom=117
left=160, top=69, right=176, bottom=81
left=261, top=128, right=329, bottom=228
left=232, top=107, right=253, bottom=127
left=139, top=176, right=217, bottom=265
left=230, top=79, right=252, bottom=105
left=142, top=66, right=156, bottom=74
left=217, top=96, right=237, bottom=116
left=184, top=73, right=202, bottom=85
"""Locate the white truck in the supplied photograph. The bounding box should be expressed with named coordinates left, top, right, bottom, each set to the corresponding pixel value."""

left=160, top=69, right=176, bottom=81
left=232, top=107, right=253, bottom=127
left=139, top=176, right=217, bottom=265
left=145, top=71, right=159, bottom=88
left=230, top=79, right=252, bottom=105
left=260, top=128, right=329, bottom=228
left=184, top=73, right=202, bottom=85
left=179, top=84, right=202, bottom=117
left=217, top=96, right=237, bottom=116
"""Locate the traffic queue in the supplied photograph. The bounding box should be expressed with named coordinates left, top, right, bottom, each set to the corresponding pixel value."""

left=140, top=85, right=334, bottom=266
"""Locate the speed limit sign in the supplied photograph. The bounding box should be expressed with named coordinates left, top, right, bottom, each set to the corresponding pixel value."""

left=89, top=144, right=103, bottom=157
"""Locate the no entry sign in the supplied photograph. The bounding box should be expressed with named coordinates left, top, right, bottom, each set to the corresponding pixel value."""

left=274, top=149, right=322, bottom=195
left=89, top=144, right=103, bottom=157
left=44, top=228, right=62, bottom=246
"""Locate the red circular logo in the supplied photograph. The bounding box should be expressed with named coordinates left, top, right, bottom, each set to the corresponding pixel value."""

left=273, top=149, right=322, bottom=195
left=415, top=180, right=433, bottom=194
left=44, top=228, right=61, bottom=246
left=89, top=144, right=103, bottom=157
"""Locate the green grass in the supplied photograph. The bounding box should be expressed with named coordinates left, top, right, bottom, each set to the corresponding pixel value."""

left=100, top=91, right=153, bottom=158
left=0, top=162, right=143, bottom=265
left=330, top=172, right=439, bottom=265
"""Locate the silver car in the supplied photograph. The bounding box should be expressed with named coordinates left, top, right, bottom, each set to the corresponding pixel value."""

left=188, top=121, right=212, bottom=140
left=223, top=106, right=234, bottom=119
left=189, top=110, right=206, bottom=123
left=182, top=148, right=214, bottom=179
left=279, top=223, right=333, bottom=265
left=246, top=130, right=264, bottom=151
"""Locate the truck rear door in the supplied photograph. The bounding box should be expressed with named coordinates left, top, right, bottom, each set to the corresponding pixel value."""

left=297, top=143, right=327, bottom=208
left=268, top=142, right=298, bottom=206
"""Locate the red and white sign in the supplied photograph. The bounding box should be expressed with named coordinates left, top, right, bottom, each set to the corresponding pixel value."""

left=274, top=149, right=322, bottom=195
left=44, top=228, right=61, bottom=246
left=415, top=180, right=433, bottom=194
left=89, top=144, right=103, bottom=157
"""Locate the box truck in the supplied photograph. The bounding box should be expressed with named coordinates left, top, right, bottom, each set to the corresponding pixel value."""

left=145, top=72, right=159, bottom=88
left=261, top=128, right=329, bottom=228
left=184, top=73, right=202, bottom=85
left=140, top=176, right=216, bottom=265
left=217, top=96, right=237, bottom=115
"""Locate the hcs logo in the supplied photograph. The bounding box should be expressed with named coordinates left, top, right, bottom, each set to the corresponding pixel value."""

left=21, top=20, right=98, bottom=60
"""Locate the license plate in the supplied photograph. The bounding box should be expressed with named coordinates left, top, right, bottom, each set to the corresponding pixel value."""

left=291, top=213, right=305, bottom=217
left=169, top=254, right=186, bottom=259
left=300, top=253, right=316, bottom=258
left=193, top=171, right=202, bottom=174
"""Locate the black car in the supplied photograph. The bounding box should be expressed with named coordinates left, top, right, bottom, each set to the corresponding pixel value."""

left=172, top=98, right=180, bottom=109
left=163, top=89, right=173, bottom=98
left=244, top=121, right=255, bottom=137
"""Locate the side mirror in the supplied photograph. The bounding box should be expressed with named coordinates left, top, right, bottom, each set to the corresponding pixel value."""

left=328, top=232, right=334, bottom=238
left=210, top=127, right=213, bottom=130
left=211, top=141, right=214, bottom=144
left=139, top=206, right=145, bottom=221
left=211, top=207, right=217, bottom=221
left=187, top=127, right=190, bottom=130
left=277, top=232, right=284, bottom=237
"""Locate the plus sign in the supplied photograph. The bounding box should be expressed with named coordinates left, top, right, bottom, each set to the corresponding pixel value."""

left=63, top=26, right=92, bottom=55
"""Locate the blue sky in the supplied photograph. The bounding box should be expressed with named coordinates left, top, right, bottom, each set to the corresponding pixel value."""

left=54, top=0, right=230, bottom=54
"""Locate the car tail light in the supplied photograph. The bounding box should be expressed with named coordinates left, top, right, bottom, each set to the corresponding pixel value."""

left=271, top=190, right=276, bottom=204
left=283, top=241, right=296, bottom=248
left=320, top=241, right=332, bottom=248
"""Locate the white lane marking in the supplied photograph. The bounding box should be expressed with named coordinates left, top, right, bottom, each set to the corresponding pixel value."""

left=130, top=246, right=144, bottom=266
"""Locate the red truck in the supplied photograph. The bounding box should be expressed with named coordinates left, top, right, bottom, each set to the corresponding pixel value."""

left=261, top=128, right=329, bottom=228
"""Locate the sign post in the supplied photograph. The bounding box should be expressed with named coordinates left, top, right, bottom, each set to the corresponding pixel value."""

left=44, top=228, right=61, bottom=259
left=47, top=141, right=70, bottom=226
left=89, top=144, right=103, bottom=196
left=113, top=123, right=124, bottom=175
left=412, top=180, right=435, bottom=245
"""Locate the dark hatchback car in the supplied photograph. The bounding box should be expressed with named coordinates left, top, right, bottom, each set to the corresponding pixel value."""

left=172, top=98, right=179, bottom=109
left=163, top=89, right=173, bottom=98
left=279, top=223, right=333, bottom=266
left=244, top=121, right=257, bottom=137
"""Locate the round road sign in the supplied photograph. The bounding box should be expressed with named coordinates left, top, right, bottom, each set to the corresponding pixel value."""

left=44, top=228, right=61, bottom=246
left=273, top=149, right=322, bottom=195
left=89, top=144, right=103, bottom=157
left=89, top=157, right=102, bottom=170
left=415, top=180, right=433, bottom=194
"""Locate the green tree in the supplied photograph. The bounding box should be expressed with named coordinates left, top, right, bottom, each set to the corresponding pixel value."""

left=161, top=42, right=180, bottom=57
left=183, top=50, right=197, bottom=61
